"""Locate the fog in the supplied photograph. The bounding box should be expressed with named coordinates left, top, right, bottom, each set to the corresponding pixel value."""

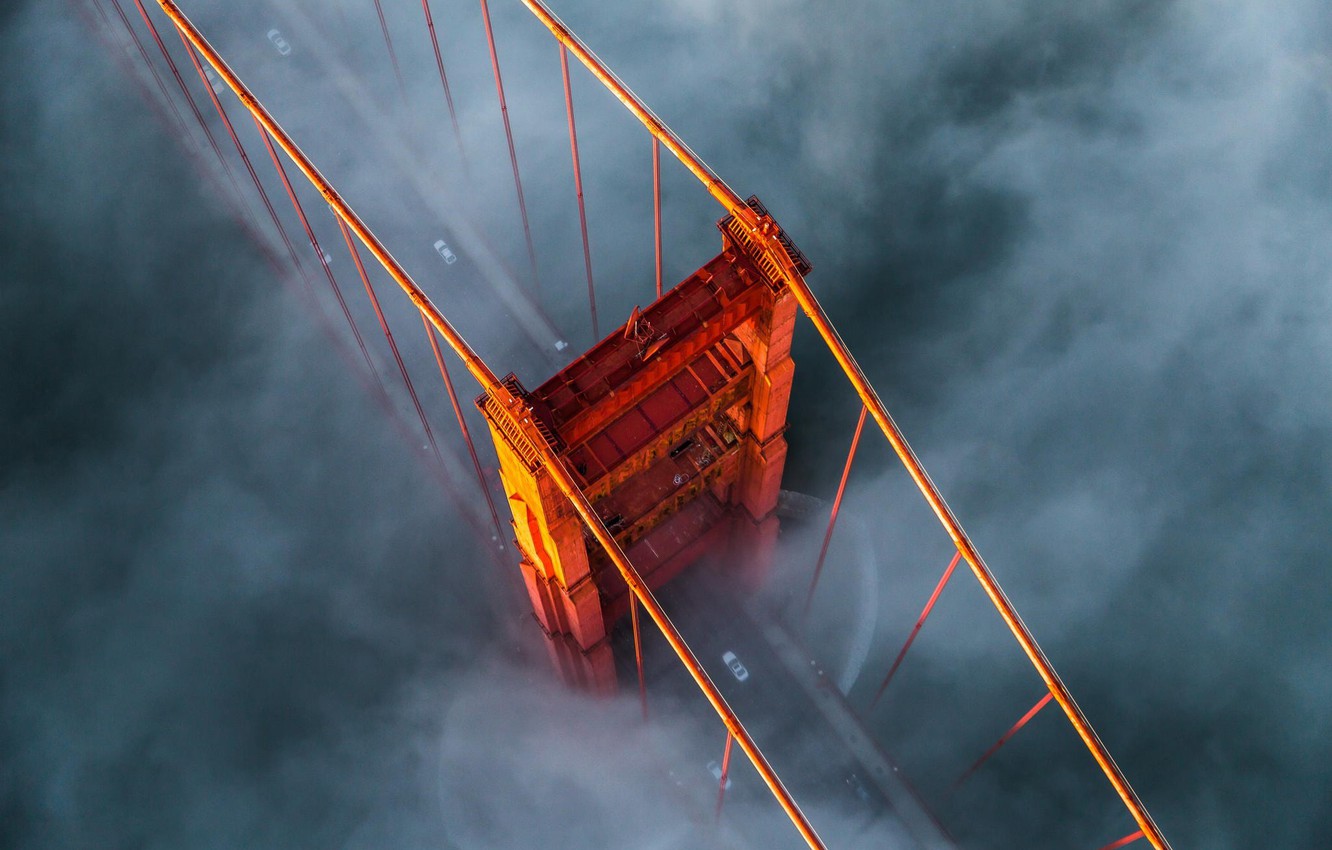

left=3, top=1, right=1330, bottom=848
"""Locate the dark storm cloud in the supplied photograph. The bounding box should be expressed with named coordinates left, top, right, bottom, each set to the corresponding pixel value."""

left=4, top=1, right=1330, bottom=849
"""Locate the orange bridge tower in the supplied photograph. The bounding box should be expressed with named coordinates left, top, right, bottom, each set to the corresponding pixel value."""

left=478, top=199, right=811, bottom=691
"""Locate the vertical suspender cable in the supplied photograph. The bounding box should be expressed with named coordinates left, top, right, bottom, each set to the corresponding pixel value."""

left=653, top=138, right=662, bottom=299
left=560, top=44, right=598, bottom=339
left=129, top=0, right=244, bottom=202
left=337, top=218, right=447, bottom=474
left=253, top=117, right=391, bottom=406
left=178, top=36, right=307, bottom=283
left=714, top=731, right=734, bottom=821
left=371, top=0, right=407, bottom=98
left=871, top=550, right=963, bottom=708
left=803, top=405, right=867, bottom=617
left=1098, top=830, right=1146, bottom=850
left=422, top=316, right=507, bottom=549
left=478, top=0, right=541, bottom=300
left=951, top=692, right=1055, bottom=793
left=631, top=593, right=648, bottom=721
left=82, top=0, right=287, bottom=285
left=340, top=225, right=497, bottom=546
left=102, top=0, right=493, bottom=546
left=106, top=0, right=189, bottom=137
left=420, top=0, right=466, bottom=161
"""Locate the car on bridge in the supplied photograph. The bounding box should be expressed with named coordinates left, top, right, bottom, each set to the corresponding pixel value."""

left=267, top=29, right=291, bottom=57
left=722, top=650, right=749, bottom=682
left=433, top=238, right=458, bottom=265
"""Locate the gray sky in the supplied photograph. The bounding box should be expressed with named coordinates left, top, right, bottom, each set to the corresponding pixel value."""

left=3, top=1, right=1330, bottom=848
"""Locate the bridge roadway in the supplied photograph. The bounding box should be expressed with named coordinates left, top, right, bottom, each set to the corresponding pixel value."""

left=617, top=567, right=955, bottom=849
left=149, top=0, right=571, bottom=377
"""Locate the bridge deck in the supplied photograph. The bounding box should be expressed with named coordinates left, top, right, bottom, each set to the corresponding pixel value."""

left=617, top=567, right=956, bottom=849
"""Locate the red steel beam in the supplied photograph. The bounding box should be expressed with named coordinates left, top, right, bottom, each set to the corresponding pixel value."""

left=512, top=5, right=1173, bottom=846
left=155, top=6, right=825, bottom=847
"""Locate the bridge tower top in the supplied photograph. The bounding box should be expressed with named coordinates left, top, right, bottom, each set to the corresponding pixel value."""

left=478, top=207, right=804, bottom=691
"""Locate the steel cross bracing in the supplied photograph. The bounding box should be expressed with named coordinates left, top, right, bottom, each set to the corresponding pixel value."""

left=128, top=2, right=1172, bottom=848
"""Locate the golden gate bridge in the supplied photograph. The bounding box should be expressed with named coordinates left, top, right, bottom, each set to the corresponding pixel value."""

left=79, top=2, right=1174, bottom=847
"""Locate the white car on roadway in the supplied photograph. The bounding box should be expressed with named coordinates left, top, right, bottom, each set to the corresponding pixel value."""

left=433, top=239, right=458, bottom=265
left=267, top=29, right=292, bottom=57
left=722, top=650, right=749, bottom=682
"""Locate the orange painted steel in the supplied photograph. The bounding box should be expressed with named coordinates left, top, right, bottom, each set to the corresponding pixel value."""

left=871, top=550, right=963, bottom=708
left=155, top=5, right=825, bottom=847
left=559, top=44, right=598, bottom=339
left=803, top=404, right=867, bottom=618
left=516, top=1, right=747, bottom=217
left=515, top=3, right=1172, bottom=846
